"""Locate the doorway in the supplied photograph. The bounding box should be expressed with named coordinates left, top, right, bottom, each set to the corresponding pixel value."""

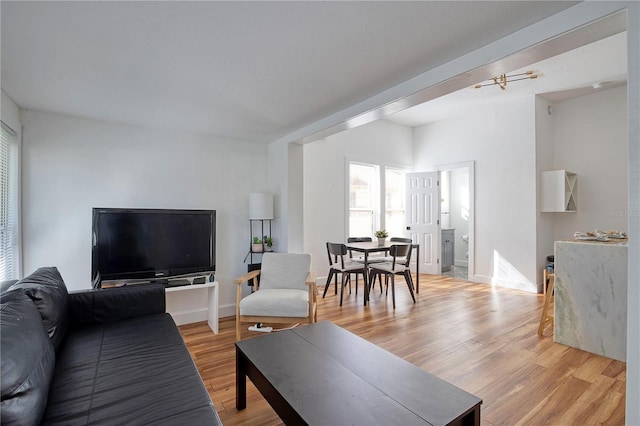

left=437, top=162, right=474, bottom=281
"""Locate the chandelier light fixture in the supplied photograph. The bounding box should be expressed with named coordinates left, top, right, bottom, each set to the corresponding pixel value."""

left=474, top=71, right=538, bottom=90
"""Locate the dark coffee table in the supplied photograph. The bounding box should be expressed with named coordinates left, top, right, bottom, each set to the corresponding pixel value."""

left=236, top=321, right=481, bottom=425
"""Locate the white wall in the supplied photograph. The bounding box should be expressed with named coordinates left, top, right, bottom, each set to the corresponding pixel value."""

left=535, top=95, right=555, bottom=291
left=414, top=97, right=538, bottom=292
left=1, top=90, right=22, bottom=133
left=534, top=85, right=628, bottom=292
left=20, top=110, right=269, bottom=316
left=414, top=88, right=628, bottom=293
left=548, top=85, right=628, bottom=240
left=303, top=119, right=413, bottom=280
left=626, top=4, right=640, bottom=421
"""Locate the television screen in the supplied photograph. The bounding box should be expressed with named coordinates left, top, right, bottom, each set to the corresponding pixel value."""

left=92, top=208, right=216, bottom=284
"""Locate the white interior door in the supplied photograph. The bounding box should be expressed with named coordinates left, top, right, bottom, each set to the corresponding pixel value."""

left=406, top=172, right=441, bottom=275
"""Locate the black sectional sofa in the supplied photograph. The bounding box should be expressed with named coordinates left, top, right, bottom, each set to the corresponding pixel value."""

left=1, top=267, right=221, bottom=425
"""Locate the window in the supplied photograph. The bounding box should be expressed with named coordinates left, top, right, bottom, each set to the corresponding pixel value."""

left=349, top=163, right=378, bottom=237
left=384, top=167, right=406, bottom=237
left=348, top=162, right=406, bottom=238
left=1, top=121, right=19, bottom=281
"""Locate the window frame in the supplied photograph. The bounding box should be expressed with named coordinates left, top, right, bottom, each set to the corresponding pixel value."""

left=347, top=161, right=380, bottom=238
left=1, top=120, right=21, bottom=281
left=346, top=159, right=409, bottom=240
left=383, top=165, right=408, bottom=238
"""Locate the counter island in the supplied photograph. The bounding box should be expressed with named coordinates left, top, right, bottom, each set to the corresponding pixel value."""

left=554, top=239, right=627, bottom=361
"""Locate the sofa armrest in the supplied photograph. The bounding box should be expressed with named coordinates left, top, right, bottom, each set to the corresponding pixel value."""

left=69, top=284, right=166, bottom=326
left=0, top=279, right=18, bottom=294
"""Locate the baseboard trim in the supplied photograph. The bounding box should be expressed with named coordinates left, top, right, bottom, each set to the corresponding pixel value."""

left=170, top=308, right=208, bottom=325
left=219, top=303, right=236, bottom=318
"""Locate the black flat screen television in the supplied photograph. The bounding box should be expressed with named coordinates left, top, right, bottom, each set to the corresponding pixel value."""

left=92, top=208, right=216, bottom=285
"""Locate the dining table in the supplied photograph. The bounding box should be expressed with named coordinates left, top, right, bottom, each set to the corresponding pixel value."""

left=345, top=240, right=420, bottom=304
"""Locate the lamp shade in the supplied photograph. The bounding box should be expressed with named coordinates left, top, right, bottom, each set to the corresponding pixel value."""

left=249, top=193, right=274, bottom=219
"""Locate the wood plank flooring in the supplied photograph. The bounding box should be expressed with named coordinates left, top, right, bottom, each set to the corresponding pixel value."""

left=179, top=274, right=626, bottom=425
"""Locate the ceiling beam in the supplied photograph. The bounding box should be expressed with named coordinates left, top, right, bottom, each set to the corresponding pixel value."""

left=273, top=2, right=627, bottom=146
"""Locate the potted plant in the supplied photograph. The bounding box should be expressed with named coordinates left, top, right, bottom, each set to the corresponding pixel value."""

left=374, top=229, right=389, bottom=245
left=252, top=236, right=263, bottom=252
left=264, top=236, right=274, bottom=251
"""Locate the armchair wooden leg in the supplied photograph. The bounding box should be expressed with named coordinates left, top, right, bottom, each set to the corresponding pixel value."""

left=236, top=317, right=241, bottom=341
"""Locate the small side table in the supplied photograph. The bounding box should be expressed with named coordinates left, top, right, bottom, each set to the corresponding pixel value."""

left=538, top=271, right=554, bottom=336
left=543, top=268, right=554, bottom=295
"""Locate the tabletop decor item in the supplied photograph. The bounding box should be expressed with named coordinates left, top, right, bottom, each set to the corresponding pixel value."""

left=252, top=236, right=263, bottom=252
left=264, top=236, right=274, bottom=251
left=374, top=229, right=389, bottom=245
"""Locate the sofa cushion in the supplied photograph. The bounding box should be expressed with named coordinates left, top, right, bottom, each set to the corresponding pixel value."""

left=1, top=290, right=56, bottom=426
left=42, top=313, right=219, bottom=425
left=68, top=284, right=166, bottom=326
left=10, top=266, right=69, bottom=351
left=0, top=279, right=18, bottom=293
left=240, top=288, right=310, bottom=317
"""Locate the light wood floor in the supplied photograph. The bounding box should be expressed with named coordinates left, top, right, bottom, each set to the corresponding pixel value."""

left=179, top=274, right=626, bottom=425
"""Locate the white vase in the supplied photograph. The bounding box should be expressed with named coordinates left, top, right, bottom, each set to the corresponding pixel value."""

left=252, top=243, right=263, bottom=252
left=377, top=237, right=386, bottom=246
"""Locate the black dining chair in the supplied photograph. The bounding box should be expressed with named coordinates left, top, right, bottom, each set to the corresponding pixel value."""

left=377, top=237, right=412, bottom=261
left=368, top=244, right=416, bottom=309
left=369, top=237, right=413, bottom=290
left=324, top=242, right=369, bottom=306
left=346, top=236, right=386, bottom=292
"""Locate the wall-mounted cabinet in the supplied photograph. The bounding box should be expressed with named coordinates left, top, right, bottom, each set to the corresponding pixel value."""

left=541, top=170, right=577, bottom=212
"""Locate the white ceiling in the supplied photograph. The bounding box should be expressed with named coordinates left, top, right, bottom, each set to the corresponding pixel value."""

left=1, top=1, right=588, bottom=143
left=385, top=31, right=628, bottom=127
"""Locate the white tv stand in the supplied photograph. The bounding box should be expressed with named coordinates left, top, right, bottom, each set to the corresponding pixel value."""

left=165, top=281, right=219, bottom=334
left=101, top=275, right=219, bottom=334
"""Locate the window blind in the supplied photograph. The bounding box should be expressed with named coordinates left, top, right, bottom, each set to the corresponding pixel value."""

left=1, top=121, right=19, bottom=281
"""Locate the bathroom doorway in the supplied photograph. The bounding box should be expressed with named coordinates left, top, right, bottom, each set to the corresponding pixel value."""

left=437, top=161, right=474, bottom=281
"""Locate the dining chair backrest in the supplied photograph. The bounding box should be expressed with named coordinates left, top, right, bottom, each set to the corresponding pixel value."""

left=326, top=242, right=348, bottom=268
left=390, top=237, right=412, bottom=243
left=380, top=238, right=413, bottom=263
left=325, top=242, right=332, bottom=265
left=390, top=244, right=412, bottom=268
left=347, top=237, right=373, bottom=243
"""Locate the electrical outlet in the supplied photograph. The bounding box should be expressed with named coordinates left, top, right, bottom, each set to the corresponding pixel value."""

left=248, top=325, right=272, bottom=332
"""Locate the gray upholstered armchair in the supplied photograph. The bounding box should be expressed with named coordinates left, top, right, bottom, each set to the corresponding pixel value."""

left=233, top=252, right=317, bottom=340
